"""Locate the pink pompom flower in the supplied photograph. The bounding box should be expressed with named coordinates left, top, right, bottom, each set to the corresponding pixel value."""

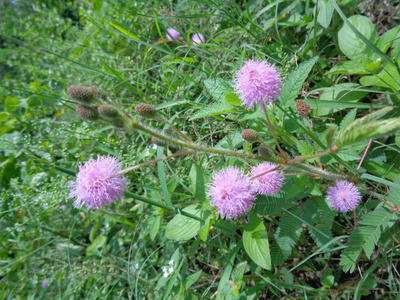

left=327, top=181, right=362, bottom=212
left=191, top=33, right=205, bottom=45
left=234, top=59, right=282, bottom=109
left=207, top=167, right=256, bottom=219
left=68, top=156, right=129, bottom=210
left=166, top=28, right=181, bottom=41
left=250, top=162, right=285, bottom=195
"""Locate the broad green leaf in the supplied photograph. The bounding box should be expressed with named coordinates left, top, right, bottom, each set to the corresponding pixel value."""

left=204, top=78, right=235, bottom=102
left=375, top=25, right=400, bottom=54
left=190, top=101, right=235, bottom=120
left=314, top=83, right=368, bottom=116
left=321, top=268, right=335, bottom=288
left=189, top=164, right=207, bottom=202
left=225, top=93, right=241, bottom=105
left=0, top=112, right=9, bottom=122
left=5, top=97, right=19, bottom=113
left=362, top=161, right=400, bottom=181
left=317, top=0, right=334, bottom=28
left=326, top=60, right=371, bottom=75
left=243, top=216, right=271, bottom=270
left=165, top=204, right=210, bottom=241
left=280, top=57, right=318, bottom=107
left=360, top=63, right=400, bottom=90
left=338, top=15, right=377, bottom=60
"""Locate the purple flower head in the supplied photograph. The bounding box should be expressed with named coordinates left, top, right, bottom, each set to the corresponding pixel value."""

left=251, top=162, right=285, bottom=195
left=327, top=181, right=362, bottom=212
left=41, top=278, right=49, bottom=288
left=191, top=33, right=205, bottom=45
left=166, top=28, right=181, bottom=41
left=234, top=59, right=282, bottom=109
left=207, top=167, right=255, bottom=219
left=68, top=156, right=129, bottom=210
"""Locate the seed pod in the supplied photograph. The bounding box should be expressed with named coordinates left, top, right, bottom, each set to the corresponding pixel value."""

left=67, top=85, right=94, bottom=104
left=76, top=105, right=99, bottom=121
left=258, top=147, right=271, bottom=158
left=296, top=100, right=311, bottom=117
left=98, top=104, right=120, bottom=120
left=241, top=129, right=258, bottom=142
left=134, top=103, right=157, bottom=118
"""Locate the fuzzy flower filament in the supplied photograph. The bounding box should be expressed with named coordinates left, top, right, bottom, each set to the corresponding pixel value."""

left=234, top=59, right=282, bottom=109
left=251, top=162, right=285, bottom=195
left=68, top=156, right=129, bottom=210
left=327, top=181, right=362, bottom=212
left=207, top=167, right=255, bottom=219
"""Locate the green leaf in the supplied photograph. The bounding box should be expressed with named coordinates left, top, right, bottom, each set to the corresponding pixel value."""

left=314, top=83, right=368, bottom=116
left=184, top=270, right=202, bottom=290
left=225, top=93, right=241, bottom=106
left=189, top=164, right=206, bottom=202
left=0, top=112, right=9, bottom=122
left=280, top=57, right=318, bottom=107
left=297, top=140, right=315, bottom=162
left=326, top=60, right=371, bottom=75
left=107, top=21, right=141, bottom=41
left=243, top=216, right=271, bottom=270
left=5, top=97, right=19, bottom=113
left=165, top=205, right=210, bottom=241
left=204, top=78, right=235, bottom=102
left=360, top=63, right=400, bottom=90
left=375, top=25, right=400, bottom=54
left=321, top=268, right=335, bottom=288
left=338, top=15, right=377, bottom=60
left=86, top=235, right=107, bottom=256
left=190, top=102, right=235, bottom=120
left=362, top=161, right=400, bottom=181
left=317, top=0, right=334, bottom=28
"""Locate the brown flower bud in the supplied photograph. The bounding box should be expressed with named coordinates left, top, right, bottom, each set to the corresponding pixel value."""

left=88, top=85, right=107, bottom=100
left=296, top=100, right=311, bottom=117
left=241, top=129, right=258, bottom=142
left=97, top=104, right=120, bottom=120
left=67, top=85, right=94, bottom=104
left=75, top=105, right=99, bottom=121
left=134, top=103, right=157, bottom=118
left=258, top=147, right=271, bottom=158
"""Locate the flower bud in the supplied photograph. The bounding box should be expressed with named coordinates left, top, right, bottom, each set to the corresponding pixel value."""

left=98, top=104, right=120, bottom=120
left=88, top=85, right=107, bottom=101
left=296, top=100, right=311, bottom=117
left=134, top=103, right=157, bottom=118
left=241, top=129, right=258, bottom=142
left=76, top=105, right=99, bottom=121
left=258, top=147, right=271, bottom=158
left=67, top=85, right=94, bottom=104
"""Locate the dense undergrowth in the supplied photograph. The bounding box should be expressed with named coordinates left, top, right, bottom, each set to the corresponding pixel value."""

left=1, top=0, right=400, bottom=299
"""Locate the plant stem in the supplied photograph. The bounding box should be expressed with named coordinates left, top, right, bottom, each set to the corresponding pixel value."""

left=356, top=183, right=399, bottom=212
left=263, top=106, right=287, bottom=160
left=287, top=145, right=338, bottom=164
left=157, top=115, right=194, bottom=143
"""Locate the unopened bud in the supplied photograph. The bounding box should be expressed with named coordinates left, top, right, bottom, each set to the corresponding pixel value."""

left=296, top=100, right=311, bottom=117
left=134, top=103, right=157, bottom=118
left=88, top=85, right=107, bottom=100
left=76, top=105, right=99, bottom=121
left=241, top=129, right=258, bottom=142
left=258, top=147, right=271, bottom=158
left=67, top=85, right=94, bottom=104
left=98, top=104, right=120, bottom=119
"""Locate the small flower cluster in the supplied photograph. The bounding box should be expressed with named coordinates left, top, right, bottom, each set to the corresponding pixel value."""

left=327, top=181, right=362, bottom=212
left=162, top=260, right=175, bottom=278
left=165, top=27, right=205, bottom=45
left=207, top=163, right=285, bottom=219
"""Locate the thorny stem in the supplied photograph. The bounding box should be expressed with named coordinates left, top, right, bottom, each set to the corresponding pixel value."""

left=287, top=145, right=339, bottom=164
left=157, top=115, right=194, bottom=143
left=263, top=106, right=287, bottom=160
left=128, top=116, right=280, bottom=163
left=250, top=165, right=284, bottom=180
left=356, top=182, right=399, bottom=212
left=118, top=149, right=193, bottom=175
left=353, top=209, right=358, bottom=228
left=355, top=139, right=372, bottom=173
